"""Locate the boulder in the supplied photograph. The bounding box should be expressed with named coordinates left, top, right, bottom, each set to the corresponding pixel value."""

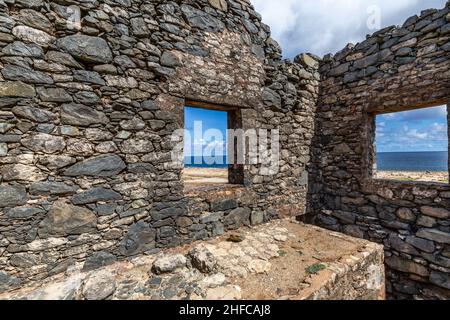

left=30, top=182, right=79, bottom=196
left=1, top=64, right=53, bottom=84
left=82, top=270, right=116, bottom=300
left=82, top=251, right=117, bottom=272
left=56, top=35, right=113, bottom=64
left=38, top=201, right=97, bottom=237
left=21, top=133, right=65, bottom=153
left=2, top=42, right=43, bottom=58
left=152, top=254, right=187, bottom=274
left=119, top=221, right=156, bottom=256
left=12, top=105, right=56, bottom=122
left=63, top=154, right=126, bottom=177
left=189, top=245, right=217, bottom=273
left=61, top=103, right=108, bottom=127
left=72, top=187, right=122, bottom=205
left=224, top=207, right=251, bottom=229
left=0, top=185, right=28, bottom=207
left=0, top=81, right=36, bottom=97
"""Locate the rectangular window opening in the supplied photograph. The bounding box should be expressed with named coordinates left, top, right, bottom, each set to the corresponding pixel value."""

left=182, top=102, right=244, bottom=187
left=373, top=105, right=449, bottom=184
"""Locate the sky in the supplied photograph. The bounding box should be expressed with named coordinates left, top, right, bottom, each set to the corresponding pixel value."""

left=251, top=0, right=447, bottom=58
left=185, top=0, right=449, bottom=156
left=376, top=106, right=448, bottom=153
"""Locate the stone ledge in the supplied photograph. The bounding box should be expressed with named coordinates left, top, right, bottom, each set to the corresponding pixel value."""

left=0, top=220, right=385, bottom=300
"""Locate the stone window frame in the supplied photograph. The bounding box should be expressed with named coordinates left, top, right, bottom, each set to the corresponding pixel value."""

left=363, top=101, right=450, bottom=188
left=184, top=100, right=245, bottom=186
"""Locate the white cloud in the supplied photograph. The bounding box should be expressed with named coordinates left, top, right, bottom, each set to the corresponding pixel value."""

left=251, top=0, right=447, bottom=58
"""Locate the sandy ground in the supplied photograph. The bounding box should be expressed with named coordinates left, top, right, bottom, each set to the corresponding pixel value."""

left=183, top=167, right=228, bottom=185
left=375, top=171, right=448, bottom=183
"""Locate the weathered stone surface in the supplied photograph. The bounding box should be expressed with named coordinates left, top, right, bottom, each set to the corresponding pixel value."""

left=12, top=105, right=56, bottom=122
left=208, top=0, right=228, bottom=11
left=181, top=4, right=225, bottom=33
left=12, top=26, right=55, bottom=47
left=61, top=104, right=108, bottom=127
left=2, top=164, right=46, bottom=182
left=21, top=133, right=65, bottom=153
left=189, top=245, right=217, bottom=274
left=1, top=64, right=53, bottom=84
left=119, top=221, right=156, bottom=256
left=64, top=154, right=126, bottom=177
left=83, top=251, right=117, bottom=272
left=152, top=254, right=187, bottom=274
left=37, top=87, right=73, bottom=103
left=38, top=201, right=97, bottom=237
left=386, top=256, right=429, bottom=277
left=7, top=206, right=44, bottom=219
left=0, top=82, right=36, bottom=98
left=18, top=9, right=52, bottom=31
left=30, top=182, right=79, bottom=196
left=420, top=206, right=450, bottom=219
left=430, top=271, right=450, bottom=290
left=72, top=187, right=122, bottom=205
left=0, top=272, right=21, bottom=293
left=224, top=207, right=251, bottom=229
left=56, top=35, right=113, bottom=64
left=0, top=185, right=27, bottom=207
left=2, top=41, right=43, bottom=58
left=82, top=270, right=116, bottom=300
left=416, top=229, right=450, bottom=244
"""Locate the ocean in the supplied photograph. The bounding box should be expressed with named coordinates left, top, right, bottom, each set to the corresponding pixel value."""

left=185, top=156, right=228, bottom=168
left=185, top=152, right=449, bottom=172
left=376, top=151, right=448, bottom=172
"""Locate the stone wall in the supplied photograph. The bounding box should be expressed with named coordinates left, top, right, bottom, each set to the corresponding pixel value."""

left=0, top=0, right=319, bottom=291
left=308, top=3, right=450, bottom=299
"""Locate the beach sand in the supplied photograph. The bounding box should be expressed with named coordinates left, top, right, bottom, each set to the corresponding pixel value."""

left=183, top=167, right=228, bottom=185
left=375, top=171, right=448, bottom=183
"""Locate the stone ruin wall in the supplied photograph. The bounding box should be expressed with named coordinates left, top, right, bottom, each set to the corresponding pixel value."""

left=0, top=0, right=319, bottom=292
left=308, top=2, right=450, bottom=299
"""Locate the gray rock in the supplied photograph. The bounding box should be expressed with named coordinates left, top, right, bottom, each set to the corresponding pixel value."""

left=0, top=143, right=7, bottom=156
left=405, top=236, right=435, bottom=253
left=18, top=9, right=52, bottom=31
left=161, top=51, right=182, bottom=67
left=0, top=185, right=28, bottom=207
left=61, top=103, right=108, bottom=127
left=181, top=4, right=225, bottom=33
left=0, top=81, right=36, bottom=97
left=262, top=88, right=282, bottom=110
left=152, top=254, right=187, bottom=274
left=420, top=206, right=450, bottom=219
left=12, top=26, right=55, bottom=47
left=119, top=221, right=156, bottom=256
left=416, top=229, right=450, bottom=244
left=1, top=64, right=54, bottom=84
left=82, top=251, right=117, bottom=272
left=74, top=91, right=99, bottom=105
left=73, top=70, right=106, bottom=85
left=0, top=272, right=21, bottom=293
left=130, top=17, right=149, bottom=37
left=21, top=133, right=65, bottom=153
left=2, top=41, right=43, bottom=57
left=7, top=206, right=44, bottom=219
left=12, top=105, right=56, bottom=122
left=189, top=245, right=217, bottom=273
left=251, top=211, right=264, bottom=225
left=16, top=0, right=43, bottom=8
left=38, top=200, right=97, bottom=237
left=37, top=87, right=73, bottom=103
left=82, top=270, right=116, bottom=300
left=45, top=51, right=83, bottom=68
left=430, top=271, right=450, bottom=290
left=56, top=35, right=113, bottom=64
left=385, top=256, right=429, bottom=277
left=224, top=207, right=251, bottom=229
left=64, top=154, right=126, bottom=177
left=30, top=182, right=79, bottom=196
left=37, top=155, right=76, bottom=170
left=72, top=187, right=122, bottom=205
left=1, top=164, right=46, bottom=182
left=210, top=199, right=237, bottom=212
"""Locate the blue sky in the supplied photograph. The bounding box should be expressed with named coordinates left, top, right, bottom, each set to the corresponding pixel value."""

left=376, top=106, right=448, bottom=153
left=184, top=107, right=227, bottom=157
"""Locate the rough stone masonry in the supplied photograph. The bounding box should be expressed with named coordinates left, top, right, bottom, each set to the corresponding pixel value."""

left=0, top=0, right=319, bottom=293
left=0, top=0, right=448, bottom=300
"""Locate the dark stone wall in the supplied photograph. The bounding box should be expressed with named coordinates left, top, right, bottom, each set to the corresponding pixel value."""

left=308, top=2, right=450, bottom=299
left=0, top=0, right=319, bottom=291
